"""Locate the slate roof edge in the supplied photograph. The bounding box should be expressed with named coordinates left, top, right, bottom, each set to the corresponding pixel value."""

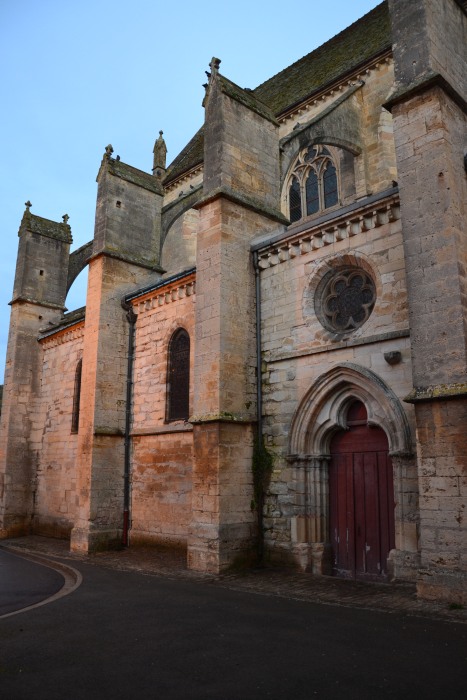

left=38, top=307, right=86, bottom=340
left=275, top=47, right=392, bottom=120
left=101, top=157, right=164, bottom=195
left=19, top=211, right=73, bottom=244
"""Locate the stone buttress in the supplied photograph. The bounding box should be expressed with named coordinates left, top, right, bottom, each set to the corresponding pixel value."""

left=388, top=0, right=467, bottom=602
left=0, top=205, right=72, bottom=536
left=188, top=60, right=287, bottom=572
left=70, top=147, right=164, bottom=552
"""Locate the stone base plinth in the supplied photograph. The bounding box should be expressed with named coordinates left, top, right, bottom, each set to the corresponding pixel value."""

left=417, top=569, right=467, bottom=606
left=70, top=526, right=123, bottom=553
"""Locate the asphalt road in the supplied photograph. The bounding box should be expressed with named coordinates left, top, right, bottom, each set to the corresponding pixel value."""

left=0, top=549, right=64, bottom=616
left=0, top=555, right=466, bottom=700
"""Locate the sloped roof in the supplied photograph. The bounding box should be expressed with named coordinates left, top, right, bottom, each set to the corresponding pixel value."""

left=164, top=1, right=391, bottom=186
left=19, top=210, right=73, bottom=244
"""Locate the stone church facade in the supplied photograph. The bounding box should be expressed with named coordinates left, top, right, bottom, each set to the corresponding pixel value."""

left=1, top=0, right=466, bottom=603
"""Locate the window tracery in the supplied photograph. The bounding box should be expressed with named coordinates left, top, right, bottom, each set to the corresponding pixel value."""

left=315, top=267, right=376, bottom=334
left=288, top=145, right=339, bottom=223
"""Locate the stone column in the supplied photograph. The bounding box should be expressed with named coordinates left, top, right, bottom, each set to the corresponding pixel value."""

left=290, top=456, right=332, bottom=574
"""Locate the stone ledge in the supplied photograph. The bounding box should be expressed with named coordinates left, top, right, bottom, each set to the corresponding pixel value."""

left=194, top=186, right=288, bottom=226
left=265, top=328, right=410, bottom=364
left=190, top=412, right=256, bottom=425
left=384, top=71, right=467, bottom=115
left=131, top=424, right=193, bottom=436
left=404, top=382, right=467, bottom=403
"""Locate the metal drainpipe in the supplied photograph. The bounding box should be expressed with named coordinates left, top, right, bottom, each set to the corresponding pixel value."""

left=121, top=299, right=137, bottom=547
left=253, top=251, right=263, bottom=444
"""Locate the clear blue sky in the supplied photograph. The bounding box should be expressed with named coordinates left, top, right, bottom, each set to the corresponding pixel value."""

left=0, top=0, right=380, bottom=382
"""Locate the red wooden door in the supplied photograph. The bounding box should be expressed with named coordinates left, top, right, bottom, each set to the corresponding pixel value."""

left=329, top=401, right=395, bottom=581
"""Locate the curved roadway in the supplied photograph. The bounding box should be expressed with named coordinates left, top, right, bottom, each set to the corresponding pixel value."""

left=0, top=548, right=65, bottom=616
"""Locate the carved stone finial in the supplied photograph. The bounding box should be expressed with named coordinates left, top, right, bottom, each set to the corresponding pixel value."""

left=25, top=200, right=32, bottom=211
left=209, top=57, right=221, bottom=77
left=105, top=144, right=114, bottom=158
left=62, top=214, right=70, bottom=225
left=153, top=130, right=167, bottom=176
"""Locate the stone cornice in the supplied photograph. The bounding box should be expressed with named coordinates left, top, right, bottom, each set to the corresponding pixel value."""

left=279, top=51, right=393, bottom=125
left=265, top=329, right=410, bottom=365
left=164, top=164, right=203, bottom=193
left=88, top=249, right=164, bottom=272
left=9, top=296, right=65, bottom=311
left=39, top=321, right=85, bottom=349
left=384, top=71, right=467, bottom=115
left=252, top=188, right=400, bottom=267
left=129, top=270, right=196, bottom=314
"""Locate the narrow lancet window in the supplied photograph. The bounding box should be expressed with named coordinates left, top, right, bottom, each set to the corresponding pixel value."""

left=71, top=358, right=82, bottom=433
left=167, top=329, right=190, bottom=421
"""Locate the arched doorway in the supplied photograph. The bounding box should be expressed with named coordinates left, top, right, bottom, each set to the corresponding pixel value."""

left=329, top=400, right=395, bottom=581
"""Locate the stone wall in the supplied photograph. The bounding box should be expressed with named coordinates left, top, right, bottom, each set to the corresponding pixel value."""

left=129, top=272, right=195, bottom=546
left=31, top=324, right=84, bottom=537
left=257, top=191, right=419, bottom=576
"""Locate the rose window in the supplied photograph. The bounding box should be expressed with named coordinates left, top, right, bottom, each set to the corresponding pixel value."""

left=317, top=268, right=376, bottom=333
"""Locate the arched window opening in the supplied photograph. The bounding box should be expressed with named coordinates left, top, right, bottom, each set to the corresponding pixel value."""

left=167, top=328, right=190, bottom=421
left=71, top=358, right=82, bottom=434
left=287, top=144, right=340, bottom=223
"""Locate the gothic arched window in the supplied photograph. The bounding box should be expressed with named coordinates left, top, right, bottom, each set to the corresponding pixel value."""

left=71, top=358, right=82, bottom=433
left=166, top=328, right=190, bottom=421
left=288, top=145, right=340, bottom=223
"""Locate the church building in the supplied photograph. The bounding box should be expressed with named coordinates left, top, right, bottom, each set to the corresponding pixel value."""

left=1, top=0, right=466, bottom=603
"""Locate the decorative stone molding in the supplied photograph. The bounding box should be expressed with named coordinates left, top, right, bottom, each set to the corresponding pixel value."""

left=256, top=193, right=400, bottom=269
left=164, top=164, right=204, bottom=194
left=279, top=53, right=393, bottom=124
left=39, top=322, right=85, bottom=349
left=131, top=274, right=196, bottom=316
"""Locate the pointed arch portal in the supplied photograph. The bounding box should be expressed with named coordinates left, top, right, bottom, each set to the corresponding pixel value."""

left=287, top=363, right=411, bottom=580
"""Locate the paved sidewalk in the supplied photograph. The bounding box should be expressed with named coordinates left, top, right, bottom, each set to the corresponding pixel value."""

left=2, top=535, right=466, bottom=623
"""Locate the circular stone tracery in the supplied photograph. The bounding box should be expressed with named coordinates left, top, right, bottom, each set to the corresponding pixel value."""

left=317, top=268, right=376, bottom=333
